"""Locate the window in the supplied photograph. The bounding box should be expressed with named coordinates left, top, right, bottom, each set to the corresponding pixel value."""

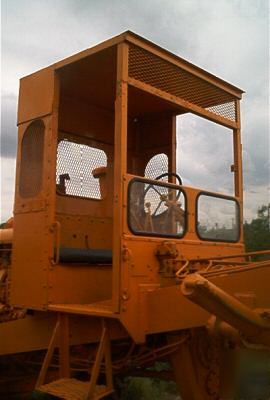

left=56, top=139, right=107, bottom=199
left=19, top=119, right=45, bottom=198
left=197, top=194, right=239, bottom=242
left=128, top=179, right=186, bottom=237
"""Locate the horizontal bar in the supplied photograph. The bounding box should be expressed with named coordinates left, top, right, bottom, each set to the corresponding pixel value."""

left=128, top=77, right=239, bottom=130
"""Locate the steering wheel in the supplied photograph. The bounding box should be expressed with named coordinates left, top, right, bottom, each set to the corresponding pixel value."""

left=144, top=172, right=182, bottom=217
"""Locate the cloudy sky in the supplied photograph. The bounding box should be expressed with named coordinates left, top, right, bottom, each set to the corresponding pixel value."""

left=1, top=0, right=269, bottom=221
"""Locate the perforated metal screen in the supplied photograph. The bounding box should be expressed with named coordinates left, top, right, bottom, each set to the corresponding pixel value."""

left=129, top=45, right=236, bottom=122
left=144, top=153, right=168, bottom=180
left=144, top=154, right=169, bottom=214
left=56, top=139, right=107, bottom=199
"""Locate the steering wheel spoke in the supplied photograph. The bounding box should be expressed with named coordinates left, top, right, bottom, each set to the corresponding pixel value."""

left=143, top=172, right=183, bottom=219
left=152, top=199, right=163, bottom=216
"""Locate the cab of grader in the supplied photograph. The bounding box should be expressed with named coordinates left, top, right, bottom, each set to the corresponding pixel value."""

left=1, top=31, right=270, bottom=400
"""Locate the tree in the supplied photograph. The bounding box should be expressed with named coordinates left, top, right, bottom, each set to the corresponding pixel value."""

left=244, top=203, right=270, bottom=254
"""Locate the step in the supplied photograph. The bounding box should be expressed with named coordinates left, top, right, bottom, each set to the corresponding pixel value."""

left=38, top=378, right=114, bottom=400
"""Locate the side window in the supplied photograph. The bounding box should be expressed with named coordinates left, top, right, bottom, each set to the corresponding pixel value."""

left=56, top=139, right=107, bottom=199
left=145, top=153, right=168, bottom=180
left=197, top=194, right=240, bottom=242
left=19, top=119, right=45, bottom=198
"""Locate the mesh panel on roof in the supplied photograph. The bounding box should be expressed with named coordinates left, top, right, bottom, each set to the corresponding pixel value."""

left=56, top=139, right=107, bottom=199
left=129, top=45, right=236, bottom=122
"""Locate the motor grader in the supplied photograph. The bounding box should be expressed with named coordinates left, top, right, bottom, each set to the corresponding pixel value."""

left=1, top=31, right=270, bottom=400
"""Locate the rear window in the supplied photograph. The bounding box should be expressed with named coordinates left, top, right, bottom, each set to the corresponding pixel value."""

left=56, top=139, right=107, bottom=199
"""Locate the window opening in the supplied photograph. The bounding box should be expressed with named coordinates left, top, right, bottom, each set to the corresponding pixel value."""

left=56, top=139, right=107, bottom=199
left=177, top=114, right=234, bottom=195
left=19, top=119, right=45, bottom=198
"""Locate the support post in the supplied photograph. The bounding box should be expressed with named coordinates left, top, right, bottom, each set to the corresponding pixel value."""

left=59, top=313, right=70, bottom=378
left=112, top=42, right=129, bottom=312
left=35, top=318, right=60, bottom=388
left=87, top=321, right=113, bottom=399
left=233, top=99, right=243, bottom=241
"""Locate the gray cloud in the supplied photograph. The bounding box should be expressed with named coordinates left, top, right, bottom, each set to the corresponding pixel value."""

left=1, top=0, right=269, bottom=221
left=177, top=114, right=235, bottom=194
left=1, top=93, right=18, bottom=158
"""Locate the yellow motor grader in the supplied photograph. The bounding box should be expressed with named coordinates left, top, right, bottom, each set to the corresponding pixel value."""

left=0, top=31, right=270, bottom=399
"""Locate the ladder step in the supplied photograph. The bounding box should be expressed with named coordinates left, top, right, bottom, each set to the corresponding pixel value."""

left=38, top=378, right=114, bottom=400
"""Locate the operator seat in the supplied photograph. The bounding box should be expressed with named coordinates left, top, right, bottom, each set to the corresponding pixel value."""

left=92, top=166, right=108, bottom=199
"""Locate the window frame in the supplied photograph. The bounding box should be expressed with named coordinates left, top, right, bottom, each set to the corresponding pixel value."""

left=195, top=191, right=240, bottom=243
left=127, top=177, right=187, bottom=239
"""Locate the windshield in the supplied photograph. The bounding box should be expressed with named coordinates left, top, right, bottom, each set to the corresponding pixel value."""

left=128, top=179, right=186, bottom=238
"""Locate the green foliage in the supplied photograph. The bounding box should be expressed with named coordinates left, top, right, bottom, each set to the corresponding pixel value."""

left=29, top=391, right=58, bottom=399
left=244, top=203, right=270, bottom=254
left=120, top=377, right=177, bottom=400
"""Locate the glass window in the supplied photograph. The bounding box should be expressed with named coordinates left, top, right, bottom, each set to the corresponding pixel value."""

left=128, top=179, right=186, bottom=237
left=19, top=120, right=45, bottom=198
left=197, top=194, right=239, bottom=242
left=56, top=139, right=107, bottom=199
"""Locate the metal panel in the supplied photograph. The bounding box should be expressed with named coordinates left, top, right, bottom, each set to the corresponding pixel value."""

left=11, top=114, right=57, bottom=310
left=17, top=68, right=55, bottom=124
left=10, top=211, right=49, bottom=309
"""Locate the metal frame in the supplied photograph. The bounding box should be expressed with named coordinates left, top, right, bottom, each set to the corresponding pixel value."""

left=195, top=191, right=241, bottom=243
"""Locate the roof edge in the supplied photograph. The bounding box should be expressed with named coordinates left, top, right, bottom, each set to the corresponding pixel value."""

left=20, top=30, right=244, bottom=100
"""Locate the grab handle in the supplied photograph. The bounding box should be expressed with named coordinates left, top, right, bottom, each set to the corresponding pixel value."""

left=50, top=221, right=61, bottom=265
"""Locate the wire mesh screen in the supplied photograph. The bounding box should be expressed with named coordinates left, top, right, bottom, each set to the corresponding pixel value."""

left=19, top=120, right=45, bottom=198
left=129, top=45, right=236, bottom=122
left=144, top=153, right=168, bottom=180
left=56, top=139, right=107, bottom=199
left=144, top=154, right=169, bottom=214
left=205, top=101, right=236, bottom=121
